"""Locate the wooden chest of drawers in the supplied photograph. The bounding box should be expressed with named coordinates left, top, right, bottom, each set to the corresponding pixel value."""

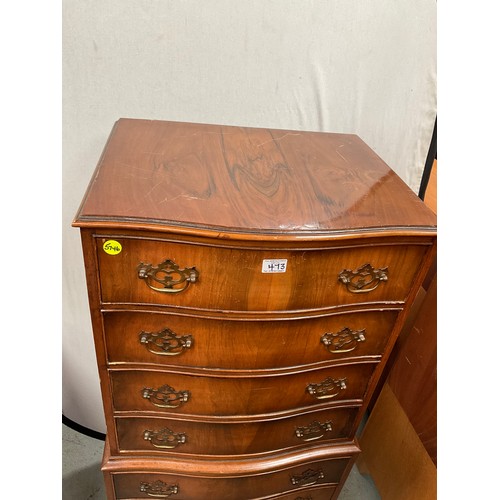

left=73, top=119, right=436, bottom=499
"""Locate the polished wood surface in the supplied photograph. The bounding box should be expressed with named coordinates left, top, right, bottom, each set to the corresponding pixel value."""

left=96, top=234, right=428, bottom=311
left=75, top=119, right=437, bottom=499
left=114, top=406, right=358, bottom=456
left=103, top=308, right=400, bottom=369
left=73, top=119, right=436, bottom=239
left=357, top=159, right=437, bottom=496
left=102, top=437, right=360, bottom=475
left=102, top=436, right=360, bottom=499
left=109, top=363, right=376, bottom=417
left=111, top=458, right=349, bottom=499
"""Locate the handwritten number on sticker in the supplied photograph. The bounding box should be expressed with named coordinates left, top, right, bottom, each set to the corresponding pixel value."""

left=262, top=259, right=287, bottom=273
left=103, top=240, right=122, bottom=255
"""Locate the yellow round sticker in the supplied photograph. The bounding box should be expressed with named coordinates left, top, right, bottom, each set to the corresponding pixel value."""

left=103, top=240, right=122, bottom=255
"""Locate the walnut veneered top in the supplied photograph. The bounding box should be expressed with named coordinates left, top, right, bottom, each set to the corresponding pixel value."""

left=73, top=118, right=436, bottom=240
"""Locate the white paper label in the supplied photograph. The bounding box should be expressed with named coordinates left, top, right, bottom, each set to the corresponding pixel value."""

left=262, top=259, right=288, bottom=273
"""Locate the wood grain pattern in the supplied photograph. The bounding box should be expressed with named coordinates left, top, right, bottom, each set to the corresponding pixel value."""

left=103, top=308, right=399, bottom=370
left=424, top=159, right=437, bottom=215
left=356, top=160, right=437, bottom=495
left=75, top=119, right=437, bottom=499
left=111, top=458, right=348, bottom=499
left=114, top=406, right=358, bottom=457
left=96, top=235, right=428, bottom=311
left=109, top=363, right=377, bottom=417
left=388, top=272, right=437, bottom=463
left=358, top=384, right=437, bottom=500
left=102, top=437, right=360, bottom=476
left=73, top=119, right=436, bottom=239
left=103, top=437, right=358, bottom=500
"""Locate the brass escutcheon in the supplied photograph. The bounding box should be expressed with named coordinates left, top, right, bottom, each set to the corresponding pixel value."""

left=338, top=263, right=388, bottom=293
left=140, top=480, right=179, bottom=498
left=139, top=328, right=193, bottom=356
left=306, top=376, right=347, bottom=400
left=295, top=420, right=333, bottom=441
left=290, top=468, right=325, bottom=487
left=142, top=384, right=190, bottom=409
left=143, top=427, right=187, bottom=449
left=137, top=259, right=199, bottom=294
left=321, top=327, right=366, bottom=354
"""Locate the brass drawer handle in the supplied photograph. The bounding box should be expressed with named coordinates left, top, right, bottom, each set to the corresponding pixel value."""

left=338, top=263, right=388, bottom=293
left=143, top=427, right=187, bottom=449
left=295, top=420, right=333, bottom=442
left=290, top=468, right=325, bottom=487
left=137, top=259, right=199, bottom=294
left=142, top=384, right=190, bottom=409
left=140, top=480, right=179, bottom=497
left=321, top=327, right=366, bottom=354
left=306, top=377, right=347, bottom=400
left=139, top=328, right=193, bottom=356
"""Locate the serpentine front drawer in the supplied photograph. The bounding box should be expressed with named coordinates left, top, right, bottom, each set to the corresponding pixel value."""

left=109, top=363, right=377, bottom=417
left=103, top=309, right=400, bottom=370
left=111, top=457, right=351, bottom=499
left=96, top=236, right=427, bottom=311
left=114, top=406, right=359, bottom=456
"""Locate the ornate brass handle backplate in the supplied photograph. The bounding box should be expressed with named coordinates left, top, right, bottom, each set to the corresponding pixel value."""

left=338, top=263, right=388, bottom=293
left=143, top=427, right=187, bottom=449
left=306, top=376, right=347, bottom=400
left=142, top=384, right=190, bottom=409
left=139, top=328, right=193, bottom=356
left=290, top=468, right=325, bottom=487
left=295, top=420, right=333, bottom=442
left=140, top=480, right=179, bottom=498
left=137, top=259, right=199, bottom=294
left=321, top=327, right=366, bottom=354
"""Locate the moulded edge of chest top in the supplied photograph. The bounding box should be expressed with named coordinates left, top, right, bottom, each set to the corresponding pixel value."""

left=72, top=210, right=436, bottom=243
left=76, top=223, right=436, bottom=250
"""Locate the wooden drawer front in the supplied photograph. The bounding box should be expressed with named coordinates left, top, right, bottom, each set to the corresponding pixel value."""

left=105, top=309, right=398, bottom=369
left=115, top=407, right=358, bottom=456
left=110, top=363, right=376, bottom=417
left=96, top=236, right=427, bottom=311
left=112, top=459, right=348, bottom=499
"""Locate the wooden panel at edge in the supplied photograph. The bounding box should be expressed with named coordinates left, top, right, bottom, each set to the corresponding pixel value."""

left=424, top=160, right=437, bottom=215
left=387, top=273, right=437, bottom=463
left=357, top=384, right=437, bottom=500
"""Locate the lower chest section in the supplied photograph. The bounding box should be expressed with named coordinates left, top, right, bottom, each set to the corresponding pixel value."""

left=105, top=451, right=359, bottom=500
left=89, top=232, right=432, bottom=499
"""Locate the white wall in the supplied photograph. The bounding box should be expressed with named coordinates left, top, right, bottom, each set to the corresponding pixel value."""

left=63, top=0, right=436, bottom=432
